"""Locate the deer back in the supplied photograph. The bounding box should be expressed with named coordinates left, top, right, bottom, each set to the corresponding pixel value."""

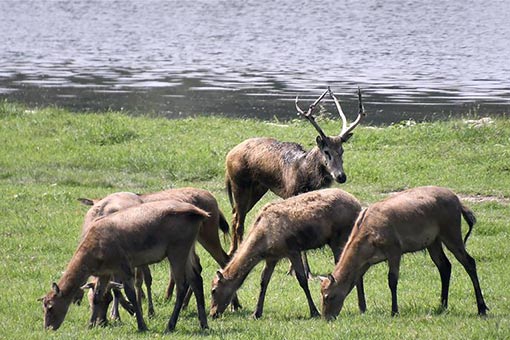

left=248, top=188, right=361, bottom=254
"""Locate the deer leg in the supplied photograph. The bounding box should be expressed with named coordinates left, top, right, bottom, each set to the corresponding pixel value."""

left=288, top=252, right=320, bottom=318
left=196, top=219, right=242, bottom=311
left=110, top=289, right=121, bottom=321
left=166, top=248, right=205, bottom=332
left=103, top=275, right=121, bottom=320
left=165, top=261, right=188, bottom=332
left=229, top=183, right=249, bottom=256
left=427, top=239, right=451, bottom=311
left=287, top=252, right=312, bottom=278
left=165, top=266, right=175, bottom=300
left=134, top=268, right=144, bottom=317
left=140, top=265, right=155, bottom=317
left=229, top=182, right=268, bottom=256
left=185, top=254, right=208, bottom=330
left=302, top=252, right=313, bottom=279
left=182, top=252, right=202, bottom=310
left=386, top=251, right=402, bottom=317
left=253, top=259, right=277, bottom=319
left=113, top=288, right=136, bottom=316
left=355, top=276, right=367, bottom=313
left=443, top=240, right=489, bottom=316
left=122, top=277, right=148, bottom=332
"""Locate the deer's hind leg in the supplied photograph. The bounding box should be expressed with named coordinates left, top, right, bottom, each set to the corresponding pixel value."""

left=442, top=237, right=488, bottom=316
left=165, top=254, right=190, bottom=332
left=427, top=239, right=451, bottom=311
left=288, top=252, right=320, bottom=318
left=185, top=252, right=208, bottom=329
left=229, top=181, right=268, bottom=255
left=119, top=265, right=148, bottom=332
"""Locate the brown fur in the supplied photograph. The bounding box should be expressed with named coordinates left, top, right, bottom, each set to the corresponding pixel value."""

left=225, top=136, right=350, bottom=254
left=42, top=200, right=210, bottom=332
left=320, top=186, right=489, bottom=320
left=210, top=189, right=366, bottom=319
left=225, top=89, right=365, bottom=255
left=81, top=188, right=230, bottom=271
left=78, top=187, right=240, bottom=323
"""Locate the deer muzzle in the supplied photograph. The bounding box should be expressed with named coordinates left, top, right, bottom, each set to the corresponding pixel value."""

left=334, top=172, right=347, bottom=184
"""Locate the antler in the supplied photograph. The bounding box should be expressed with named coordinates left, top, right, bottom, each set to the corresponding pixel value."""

left=329, top=87, right=366, bottom=141
left=295, top=88, right=330, bottom=140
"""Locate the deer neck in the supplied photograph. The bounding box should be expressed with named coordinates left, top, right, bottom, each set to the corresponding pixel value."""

left=332, top=238, right=365, bottom=294
left=291, top=147, right=332, bottom=194
left=57, top=249, right=94, bottom=300
left=222, top=237, right=264, bottom=288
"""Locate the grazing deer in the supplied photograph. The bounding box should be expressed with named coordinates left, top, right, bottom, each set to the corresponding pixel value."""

left=320, top=186, right=489, bottom=320
left=80, top=279, right=136, bottom=327
left=210, top=189, right=366, bottom=319
left=42, top=200, right=210, bottom=332
left=77, top=187, right=241, bottom=321
left=225, top=87, right=366, bottom=256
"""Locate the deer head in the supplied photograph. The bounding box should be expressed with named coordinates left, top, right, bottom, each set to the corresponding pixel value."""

left=295, top=87, right=366, bottom=184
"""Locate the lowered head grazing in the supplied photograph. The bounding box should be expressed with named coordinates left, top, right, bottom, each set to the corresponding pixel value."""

left=41, top=283, right=70, bottom=330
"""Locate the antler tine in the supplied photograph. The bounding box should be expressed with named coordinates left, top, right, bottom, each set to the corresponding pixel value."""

left=339, top=87, right=366, bottom=140
left=295, top=96, right=306, bottom=115
left=296, top=89, right=329, bottom=140
left=328, top=87, right=348, bottom=136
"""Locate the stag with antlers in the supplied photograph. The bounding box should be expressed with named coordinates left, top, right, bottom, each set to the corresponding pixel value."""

left=225, top=87, right=366, bottom=258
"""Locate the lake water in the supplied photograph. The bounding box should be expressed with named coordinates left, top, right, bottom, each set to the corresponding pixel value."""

left=1, top=0, right=509, bottom=123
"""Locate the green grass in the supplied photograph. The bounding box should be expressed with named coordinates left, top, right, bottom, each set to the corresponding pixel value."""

left=0, top=101, right=509, bottom=339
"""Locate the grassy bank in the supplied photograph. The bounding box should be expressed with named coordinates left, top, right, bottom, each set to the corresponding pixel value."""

left=0, top=101, right=509, bottom=339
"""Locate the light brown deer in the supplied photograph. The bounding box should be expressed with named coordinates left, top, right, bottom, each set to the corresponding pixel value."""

left=320, top=186, right=489, bottom=320
left=42, top=200, right=209, bottom=332
left=225, top=87, right=366, bottom=258
left=78, top=187, right=241, bottom=321
left=80, top=279, right=135, bottom=327
left=210, top=189, right=366, bottom=319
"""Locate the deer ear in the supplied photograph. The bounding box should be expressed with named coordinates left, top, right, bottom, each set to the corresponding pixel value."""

left=318, top=275, right=328, bottom=283
left=216, top=270, right=225, bottom=281
left=341, top=133, right=353, bottom=143
left=80, top=282, right=94, bottom=290
left=77, top=198, right=95, bottom=206
left=328, top=274, right=336, bottom=284
left=52, top=282, right=62, bottom=296
left=109, top=281, right=124, bottom=290
left=316, top=135, right=326, bottom=148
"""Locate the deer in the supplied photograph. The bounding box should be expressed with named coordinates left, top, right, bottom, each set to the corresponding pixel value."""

left=210, top=188, right=367, bottom=319
left=80, top=278, right=135, bottom=327
left=225, top=87, right=366, bottom=269
left=77, top=187, right=241, bottom=321
left=320, top=186, right=489, bottom=320
left=41, top=200, right=210, bottom=332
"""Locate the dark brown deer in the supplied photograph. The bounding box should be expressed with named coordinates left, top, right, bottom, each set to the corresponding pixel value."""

left=320, top=186, right=489, bottom=320
left=225, top=87, right=366, bottom=258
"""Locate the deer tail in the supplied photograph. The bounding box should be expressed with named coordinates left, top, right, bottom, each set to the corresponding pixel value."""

left=218, top=210, right=230, bottom=235
left=461, top=203, right=477, bottom=245
left=225, top=176, right=234, bottom=209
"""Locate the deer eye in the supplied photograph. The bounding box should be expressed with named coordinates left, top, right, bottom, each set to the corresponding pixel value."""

left=324, top=150, right=332, bottom=161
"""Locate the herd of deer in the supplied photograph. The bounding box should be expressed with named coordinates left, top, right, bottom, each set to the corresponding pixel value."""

left=41, top=87, right=488, bottom=333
